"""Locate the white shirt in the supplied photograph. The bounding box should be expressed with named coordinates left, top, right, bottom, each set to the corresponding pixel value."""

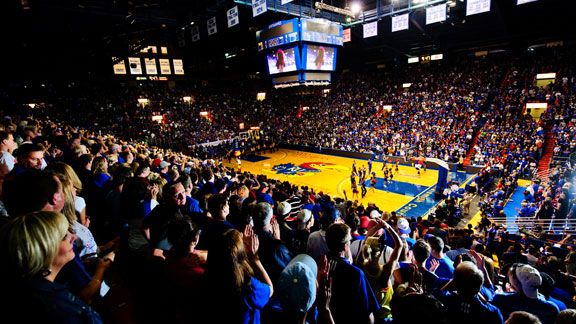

left=0, top=151, right=15, bottom=175
left=307, top=230, right=329, bottom=262
left=75, top=196, right=87, bottom=214
left=0, top=151, right=15, bottom=196
left=73, top=221, right=98, bottom=257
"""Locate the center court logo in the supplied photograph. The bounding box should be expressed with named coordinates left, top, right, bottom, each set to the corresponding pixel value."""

left=269, top=162, right=348, bottom=176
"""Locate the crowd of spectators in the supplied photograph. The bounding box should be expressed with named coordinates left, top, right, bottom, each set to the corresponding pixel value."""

left=0, top=47, right=575, bottom=324
left=0, top=109, right=573, bottom=324
left=551, top=89, right=576, bottom=159
left=471, top=47, right=576, bottom=172
left=4, top=48, right=573, bottom=171
left=2, top=54, right=505, bottom=165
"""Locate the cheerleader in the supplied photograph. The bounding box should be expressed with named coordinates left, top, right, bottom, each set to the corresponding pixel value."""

left=415, top=158, right=423, bottom=175
left=359, top=167, right=367, bottom=198
left=382, top=157, right=388, bottom=171
left=369, top=172, right=377, bottom=193
left=236, top=156, right=242, bottom=172
left=359, top=166, right=367, bottom=184
left=383, top=168, right=389, bottom=184
left=367, top=158, right=373, bottom=174
left=350, top=172, right=359, bottom=200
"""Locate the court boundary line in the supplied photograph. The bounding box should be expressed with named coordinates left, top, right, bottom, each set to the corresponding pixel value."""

left=395, top=172, right=476, bottom=218
left=395, top=183, right=437, bottom=214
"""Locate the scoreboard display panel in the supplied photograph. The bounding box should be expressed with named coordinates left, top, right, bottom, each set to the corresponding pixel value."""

left=256, top=18, right=300, bottom=51
left=272, top=73, right=301, bottom=85
left=257, top=19, right=344, bottom=85
left=301, top=18, right=343, bottom=46
left=302, top=45, right=337, bottom=71
left=266, top=46, right=300, bottom=75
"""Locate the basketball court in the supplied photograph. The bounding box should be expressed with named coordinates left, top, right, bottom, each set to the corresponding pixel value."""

left=224, top=149, right=472, bottom=218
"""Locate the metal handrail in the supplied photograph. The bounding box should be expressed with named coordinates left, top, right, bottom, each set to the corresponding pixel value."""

left=486, top=216, right=576, bottom=233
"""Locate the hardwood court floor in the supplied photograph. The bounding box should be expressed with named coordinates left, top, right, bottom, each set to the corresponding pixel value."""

left=224, top=149, right=440, bottom=214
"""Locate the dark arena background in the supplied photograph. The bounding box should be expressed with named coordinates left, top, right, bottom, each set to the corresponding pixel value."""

left=0, top=0, right=575, bottom=323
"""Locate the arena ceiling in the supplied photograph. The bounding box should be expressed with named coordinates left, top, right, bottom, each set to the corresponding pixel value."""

left=2, top=0, right=576, bottom=79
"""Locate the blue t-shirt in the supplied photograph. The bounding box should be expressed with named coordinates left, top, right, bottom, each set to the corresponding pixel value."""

left=198, top=181, right=217, bottom=196
left=404, top=237, right=416, bottom=249
left=242, top=277, right=271, bottom=324
left=425, top=255, right=455, bottom=279
left=480, top=285, right=495, bottom=302
left=93, top=173, right=111, bottom=189
left=56, top=243, right=92, bottom=292
left=437, top=290, right=503, bottom=324
left=547, top=296, right=567, bottom=311
left=9, top=277, right=103, bottom=324
left=329, top=257, right=380, bottom=323
left=256, top=192, right=274, bottom=205
left=492, top=293, right=559, bottom=324
left=185, top=196, right=203, bottom=215
left=196, top=219, right=235, bottom=251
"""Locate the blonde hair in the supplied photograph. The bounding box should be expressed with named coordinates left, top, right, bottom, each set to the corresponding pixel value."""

left=92, top=156, right=108, bottom=175
left=237, top=185, right=249, bottom=198
left=0, top=211, right=68, bottom=279
left=45, top=162, right=80, bottom=224
left=207, top=229, right=254, bottom=295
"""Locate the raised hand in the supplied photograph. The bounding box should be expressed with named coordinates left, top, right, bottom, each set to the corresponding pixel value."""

left=470, top=250, right=484, bottom=269
left=317, top=255, right=334, bottom=311
left=428, top=258, right=440, bottom=273
left=407, top=264, right=424, bottom=294
left=271, top=216, right=281, bottom=240
left=243, top=225, right=259, bottom=257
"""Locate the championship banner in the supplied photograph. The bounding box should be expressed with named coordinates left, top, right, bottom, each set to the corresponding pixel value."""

left=128, top=57, right=142, bottom=75
left=177, top=29, right=186, bottom=47
left=466, top=0, right=490, bottom=16
left=363, top=21, right=378, bottom=38
left=173, top=59, right=184, bottom=75
left=392, top=13, right=409, bottom=32
left=191, top=25, right=200, bottom=42
left=207, top=17, right=217, bottom=35
left=252, top=0, right=267, bottom=17
left=144, top=58, right=157, bottom=75
left=112, top=58, right=127, bottom=75
left=159, top=59, right=172, bottom=74
left=343, top=28, right=351, bottom=43
left=227, top=6, right=239, bottom=27
left=426, top=3, right=446, bottom=25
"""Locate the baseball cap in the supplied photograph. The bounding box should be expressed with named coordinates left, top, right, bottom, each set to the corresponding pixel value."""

left=320, top=205, right=340, bottom=226
left=277, top=201, right=292, bottom=217
left=277, top=254, right=318, bottom=314
left=359, top=216, right=371, bottom=230
left=297, top=209, right=313, bottom=230
left=110, top=144, right=121, bottom=152
left=253, top=202, right=273, bottom=230
left=514, top=264, right=542, bottom=299
left=538, top=272, right=555, bottom=296
left=397, top=217, right=411, bottom=235
left=370, top=209, right=382, bottom=218
left=159, top=161, right=170, bottom=169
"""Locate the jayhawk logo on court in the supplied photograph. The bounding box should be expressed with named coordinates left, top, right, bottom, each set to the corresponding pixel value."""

left=270, top=162, right=348, bottom=176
